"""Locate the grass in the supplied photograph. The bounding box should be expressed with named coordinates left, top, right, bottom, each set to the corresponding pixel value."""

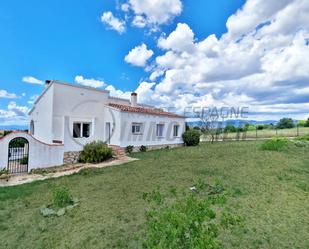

left=0, top=141, right=309, bottom=248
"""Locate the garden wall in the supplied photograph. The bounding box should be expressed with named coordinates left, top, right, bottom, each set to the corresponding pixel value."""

left=0, top=132, right=64, bottom=172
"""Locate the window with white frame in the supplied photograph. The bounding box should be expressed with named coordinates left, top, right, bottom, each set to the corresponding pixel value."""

left=173, top=125, right=180, bottom=137
left=156, top=124, right=165, bottom=137
left=73, top=122, right=91, bottom=138
left=132, top=123, right=143, bottom=134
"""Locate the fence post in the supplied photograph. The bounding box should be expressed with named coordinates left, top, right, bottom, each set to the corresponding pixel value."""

left=276, top=128, right=278, bottom=136
left=297, top=124, right=299, bottom=137
left=256, top=127, right=258, bottom=140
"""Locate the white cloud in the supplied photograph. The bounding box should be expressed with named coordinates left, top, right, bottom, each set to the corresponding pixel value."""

left=75, top=76, right=106, bottom=88
left=121, top=3, right=130, bottom=12
left=22, top=76, right=43, bottom=85
left=158, top=23, right=194, bottom=52
left=123, top=0, right=182, bottom=29
left=0, top=102, right=29, bottom=126
left=226, top=0, right=292, bottom=39
left=8, top=101, right=29, bottom=116
left=28, top=95, right=39, bottom=105
left=101, top=11, right=126, bottom=34
left=132, top=15, right=147, bottom=28
left=124, top=43, right=154, bottom=67
left=131, top=0, right=309, bottom=120
left=0, top=90, right=18, bottom=99
left=105, top=85, right=131, bottom=99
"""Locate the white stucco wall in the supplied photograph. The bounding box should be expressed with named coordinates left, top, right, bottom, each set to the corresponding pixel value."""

left=28, top=84, right=54, bottom=143
left=0, top=132, right=64, bottom=172
left=29, top=81, right=186, bottom=152
left=50, top=83, right=122, bottom=151
left=118, top=112, right=185, bottom=147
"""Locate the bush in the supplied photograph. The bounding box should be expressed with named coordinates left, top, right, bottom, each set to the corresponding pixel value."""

left=125, top=145, right=134, bottom=154
left=139, top=145, right=147, bottom=152
left=277, top=118, right=295, bottom=129
left=298, top=120, right=306, bottom=127
left=0, top=168, right=9, bottom=176
left=295, top=134, right=309, bottom=141
left=53, top=186, right=73, bottom=208
left=292, top=140, right=308, bottom=148
left=79, top=141, right=113, bottom=163
left=304, top=119, right=309, bottom=127
left=244, top=123, right=256, bottom=131
left=257, top=125, right=264, bottom=130
left=20, top=156, right=28, bottom=165
left=224, top=124, right=237, bottom=133
left=261, top=137, right=288, bottom=151
left=182, top=129, right=200, bottom=146
left=141, top=189, right=219, bottom=248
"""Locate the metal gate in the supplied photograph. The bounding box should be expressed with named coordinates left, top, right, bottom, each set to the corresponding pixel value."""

left=7, top=137, right=29, bottom=174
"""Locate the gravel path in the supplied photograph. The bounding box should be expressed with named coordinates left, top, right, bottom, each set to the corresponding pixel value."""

left=0, top=156, right=138, bottom=187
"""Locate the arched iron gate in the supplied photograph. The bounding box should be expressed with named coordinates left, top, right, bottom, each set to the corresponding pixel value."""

left=7, top=137, right=29, bottom=174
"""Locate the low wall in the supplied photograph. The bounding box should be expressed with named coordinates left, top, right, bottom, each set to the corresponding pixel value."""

left=0, top=132, right=64, bottom=172
left=63, top=151, right=81, bottom=164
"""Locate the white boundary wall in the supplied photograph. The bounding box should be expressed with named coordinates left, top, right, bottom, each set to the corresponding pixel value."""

left=0, top=132, right=64, bottom=172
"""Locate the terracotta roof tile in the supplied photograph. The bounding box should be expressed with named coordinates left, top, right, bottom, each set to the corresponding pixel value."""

left=108, top=103, right=185, bottom=118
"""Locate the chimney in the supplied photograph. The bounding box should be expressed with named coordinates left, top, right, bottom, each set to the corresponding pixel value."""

left=131, top=92, right=137, bottom=107
left=45, top=80, right=52, bottom=88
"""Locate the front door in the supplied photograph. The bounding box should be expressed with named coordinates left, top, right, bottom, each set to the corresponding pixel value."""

left=105, top=122, right=111, bottom=144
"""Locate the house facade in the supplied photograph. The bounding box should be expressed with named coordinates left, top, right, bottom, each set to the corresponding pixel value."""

left=29, top=80, right=186, bottom=152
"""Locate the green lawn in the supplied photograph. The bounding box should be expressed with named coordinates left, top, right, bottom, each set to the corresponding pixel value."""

left=0, top=141, right=309, bottom=248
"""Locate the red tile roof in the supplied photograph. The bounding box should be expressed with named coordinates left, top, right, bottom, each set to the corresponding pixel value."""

left=108, top=103, right=185, bottom=118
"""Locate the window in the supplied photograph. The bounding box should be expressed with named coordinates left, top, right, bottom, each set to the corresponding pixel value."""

left=30, top=120, right=35, bottom=135
left=173, top=125, right=180, bottom=137
left=73, top=122, right=91, bottom=138
left=132, top=123, right=142, bottom=134
left=156, top=124, right=165, bottom=137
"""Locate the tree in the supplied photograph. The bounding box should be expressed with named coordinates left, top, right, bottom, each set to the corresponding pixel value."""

left=304, top=118, right=309, bottom=127
left=277, top=118, right=295, bottom=129
left=224, top=124, right=237, bottom=133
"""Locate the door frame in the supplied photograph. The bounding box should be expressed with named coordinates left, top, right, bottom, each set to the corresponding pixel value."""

left=7, top=137, right=29, bottom=174
left=105, top=122, right=111, bottom=144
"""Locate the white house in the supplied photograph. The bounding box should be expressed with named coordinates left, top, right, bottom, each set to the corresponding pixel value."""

left=28, top=80, right=186, bottom=153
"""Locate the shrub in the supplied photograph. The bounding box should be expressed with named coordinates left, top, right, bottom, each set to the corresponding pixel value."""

left=298, top=120, right=306, bottom=127
left=224, top=124, right=237, bottom=133
left=125, top=145, right=134, bottom=154
left=277, top=118, right=295, bottom=129
left=182, top=129, right=200, bottom=146
left=296, top=134, right=309, bottom=141
left=53, top=186, right=73, bottom=208
left=79, top=141, right=113, bottom=163
left=139, top=145, right=147, bottom=152
left=305, top=119, right=309, bottom=127
left=292, top=140, right=308, bottom=148
left=141, top=189, right=220, bottom=248
left=261, top=137, right=288, bottom=151
left=20, top=156, right=28, bottom=165
left=0, top=168, right=9, bottom=176
left=244, top=123, right=256, bottom=131
left=257, top=125, right=264, bottom=130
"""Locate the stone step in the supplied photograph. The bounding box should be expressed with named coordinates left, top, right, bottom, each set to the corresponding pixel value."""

left=108, top=145, right=126, bottom=158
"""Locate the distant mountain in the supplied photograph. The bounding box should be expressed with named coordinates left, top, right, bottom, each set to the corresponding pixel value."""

left=187, top=119, right=278, bottom=128
left=0, top=125, right=28, bottom=131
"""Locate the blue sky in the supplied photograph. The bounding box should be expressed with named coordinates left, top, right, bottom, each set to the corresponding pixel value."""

left=0, top=0, right=309, bottom=126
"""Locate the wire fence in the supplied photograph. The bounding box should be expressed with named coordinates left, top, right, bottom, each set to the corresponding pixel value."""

left=201, top=126, right=309, bottom=142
